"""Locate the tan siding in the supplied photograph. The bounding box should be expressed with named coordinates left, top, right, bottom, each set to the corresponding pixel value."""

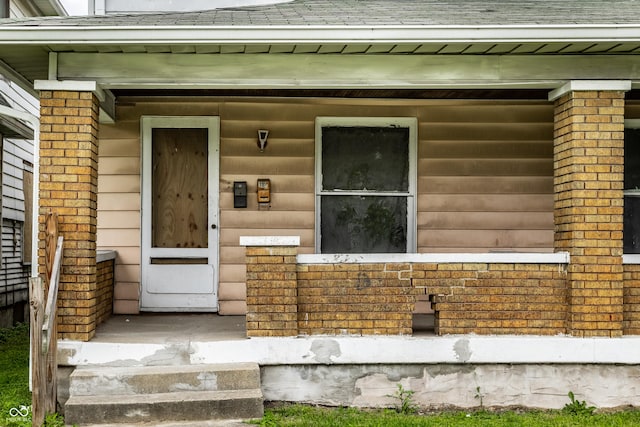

left=421, top=176, right=552, bottom=194
left=99, top=138, right=141, bottom=156
left=97, top=119, right=142, bottom=314
left=417, top=101, right=554, bottom=252
left=98, top=157, right=140, bottom=175
left=99, top=97, right=556, bottom=314
left=97, top=175, right=140, bottom=193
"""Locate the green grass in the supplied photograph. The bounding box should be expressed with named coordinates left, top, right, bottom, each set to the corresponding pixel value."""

left=0, top=323, right=32, bottom=426
left=254, top=404, right=640, bottom=427
left=0, top=323, right=66, bottom=427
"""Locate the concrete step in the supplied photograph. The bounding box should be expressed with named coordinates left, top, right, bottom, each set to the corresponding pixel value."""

left=69, top=363, right=260, bottom=396
left=64, top=363, right=263, bottom=425
left=65, top=389, right=263, bottom=425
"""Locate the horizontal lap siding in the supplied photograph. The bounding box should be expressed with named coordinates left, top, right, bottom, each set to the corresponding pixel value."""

left=97, top=120, right=142, bottom=314
left=418, top=102, right=555, bottom=252
left=99, top=97, right=560, bottom=314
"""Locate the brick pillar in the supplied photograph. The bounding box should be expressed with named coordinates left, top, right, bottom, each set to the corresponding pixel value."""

left=551, top=81, right=629, bottom=337
left=240, top=236, right=299, bottom=337
left=39, top=87, right=99, bottom=341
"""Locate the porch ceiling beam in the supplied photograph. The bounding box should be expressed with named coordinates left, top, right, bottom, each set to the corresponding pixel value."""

left=57, top=53, right=640, bottom=89
left=1, top=25, right=640, bottom=45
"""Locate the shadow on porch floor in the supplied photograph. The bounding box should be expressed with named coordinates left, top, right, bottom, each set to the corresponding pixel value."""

left=91, top=313, right=435, bottom=344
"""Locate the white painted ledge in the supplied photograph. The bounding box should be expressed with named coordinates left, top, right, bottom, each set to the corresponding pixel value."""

left=34, top=79, right=107, bottom=102
left=623, top=254, right=640, bottom=264
left=298, top=252, right=570, bottom=264
left=548, top=79, right=632, bottom=101
left=58, top=334, right=640, bottom=367
left=97, top=250, right=117, bottom=263
left=240, top=236, right=300, bottom=246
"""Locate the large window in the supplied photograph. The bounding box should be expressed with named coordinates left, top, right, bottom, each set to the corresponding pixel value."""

left=315, top=117, right=417, bottom=253
left=625, top=121, right=640, bottom=253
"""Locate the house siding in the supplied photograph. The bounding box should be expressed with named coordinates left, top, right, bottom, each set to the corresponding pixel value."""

left=100, top=97, right=562, bottom=315
left=0, top=71, right=36, bottom=328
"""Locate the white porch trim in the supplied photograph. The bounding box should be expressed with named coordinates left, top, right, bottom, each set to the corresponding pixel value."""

left=34, top=79, right=104, bottom=99
left=33, top=79, right=116, bottom=122
left=58, top=334, right=640, bottom=366
left=298, top=252, right=570, bottom=265
left=240, top=236, right=300, bottom=246
left=548, top=79, right=632, bottom=101
left=3, top=24, right=640, bottom=45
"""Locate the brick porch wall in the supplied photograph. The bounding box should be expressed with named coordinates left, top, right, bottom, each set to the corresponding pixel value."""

left=244, top=244, right=298, bottom=337
left=553, top=88, right=626, bottom=337
left=624, top=264, right=640, bottom=334
left=242, top=240, right=571, bottom=337
left=418, top=263, right=568, bottom=335
left=95, top=259, right=114, bottom=326
left=39, top=88, right=99, bottom=341
left=297, top=263, right=414, bottom=335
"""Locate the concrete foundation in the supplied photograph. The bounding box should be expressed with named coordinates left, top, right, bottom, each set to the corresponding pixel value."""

left=56, top=315, right=640, bottom=411
left=262, top=364, right=640, bottom=410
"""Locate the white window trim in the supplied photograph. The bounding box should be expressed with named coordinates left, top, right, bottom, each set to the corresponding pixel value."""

left=624, top=119, right=640, bottom=262
left=314, top=116, right=418, bottom=253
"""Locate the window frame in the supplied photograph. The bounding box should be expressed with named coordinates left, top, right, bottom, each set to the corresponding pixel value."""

left=314, top=117, right=418, bottom=254
left=625, top=119, right=640, bottom=256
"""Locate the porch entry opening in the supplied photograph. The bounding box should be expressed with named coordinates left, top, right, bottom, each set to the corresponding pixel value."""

left=315, top=117, right=417, bottom=253
left=141, top=117, right=220, bottom=312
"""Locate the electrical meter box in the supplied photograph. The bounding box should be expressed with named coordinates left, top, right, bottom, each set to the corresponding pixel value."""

left=233, top=181, right=247, bottom=208
left=257, top=178, right=271, bottom=203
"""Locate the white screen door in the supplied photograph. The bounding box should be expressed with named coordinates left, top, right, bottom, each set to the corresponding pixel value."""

left=140, top=116, right=219, bottom=311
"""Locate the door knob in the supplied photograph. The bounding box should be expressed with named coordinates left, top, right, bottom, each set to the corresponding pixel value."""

left=211, top=224, right=217, bottom=229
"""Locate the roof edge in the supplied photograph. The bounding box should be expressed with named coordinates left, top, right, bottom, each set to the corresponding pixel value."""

left=1, top=25, right=640, bottom=45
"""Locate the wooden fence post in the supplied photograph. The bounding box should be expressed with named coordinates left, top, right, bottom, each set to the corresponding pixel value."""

left=29, top=276, right=45, bottom=427
left=30, top=211, right=61, bottom=426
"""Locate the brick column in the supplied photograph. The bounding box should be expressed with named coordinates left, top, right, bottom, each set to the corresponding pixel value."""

left=38, top=82, right=99, bottom=341
left=240, top=236, right=299, bottom=337
left=550, top=81, right=630, bottom=337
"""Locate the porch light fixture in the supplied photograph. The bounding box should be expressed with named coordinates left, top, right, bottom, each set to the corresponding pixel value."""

left=257, top=129, right=269, bottom=152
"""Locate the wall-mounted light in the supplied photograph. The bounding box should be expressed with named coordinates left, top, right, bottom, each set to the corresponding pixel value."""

left=257, top=129, right=269, bottom=152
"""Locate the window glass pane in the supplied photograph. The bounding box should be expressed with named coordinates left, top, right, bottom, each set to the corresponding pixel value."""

left=625, top=129, right=640, bottom=189
left=625, top=196, right=640, bottom=253
left=321, top=126, right=409, bottom=191
left=321, top=195, right=407, bottom=253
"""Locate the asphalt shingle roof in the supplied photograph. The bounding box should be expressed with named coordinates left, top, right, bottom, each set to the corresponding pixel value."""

left=2, top=0, right=640, bottom=27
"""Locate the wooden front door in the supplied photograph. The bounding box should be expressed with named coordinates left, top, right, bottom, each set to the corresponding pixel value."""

left=140, top=116, right=219, bottom=311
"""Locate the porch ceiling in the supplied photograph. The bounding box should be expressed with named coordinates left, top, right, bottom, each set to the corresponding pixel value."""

left=4, top=41, right=640, bottom=88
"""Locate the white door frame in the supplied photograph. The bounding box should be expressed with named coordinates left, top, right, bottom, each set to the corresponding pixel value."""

left=140, top=116, right=220, bottom=311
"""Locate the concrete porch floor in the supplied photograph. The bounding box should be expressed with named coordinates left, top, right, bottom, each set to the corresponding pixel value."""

left=92, top=314, right=248, bottom=344
left=90, top=313, right=436, bottom=344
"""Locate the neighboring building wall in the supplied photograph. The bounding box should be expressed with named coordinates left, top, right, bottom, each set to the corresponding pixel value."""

left=0, top=0, right=65, bottom=328
left=0, top=80, right=36, bottom=328
left=101, top=97, right=555, bottom=315
left=89, top=0, right=291, bottom=15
